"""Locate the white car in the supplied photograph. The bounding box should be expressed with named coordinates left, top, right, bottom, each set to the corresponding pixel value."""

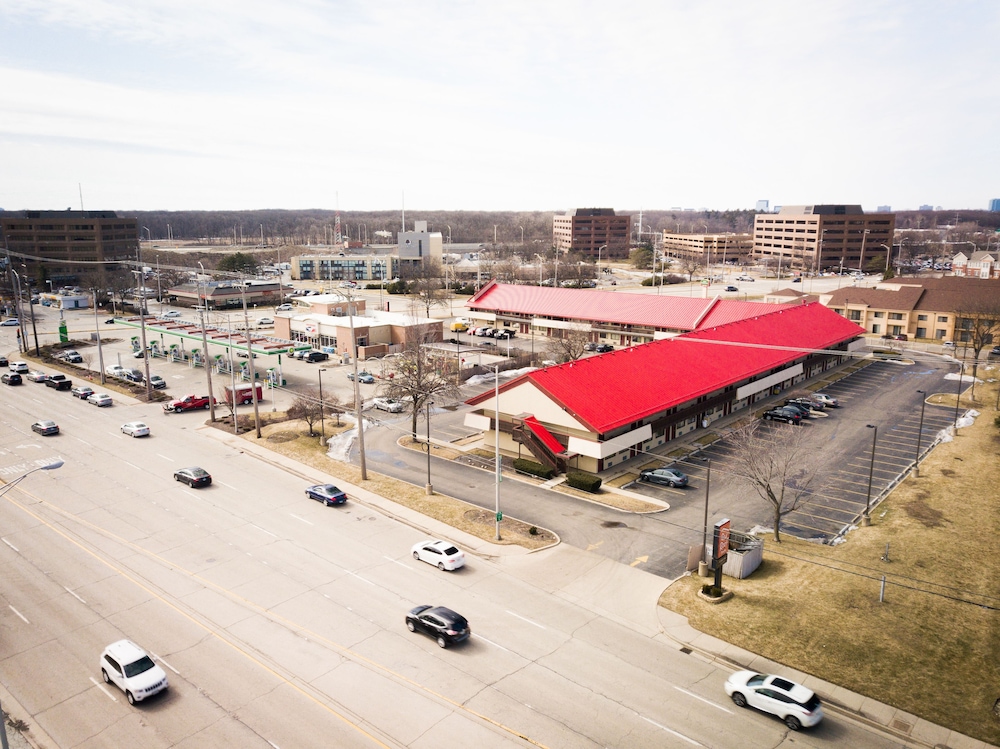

left=373, top=397, right=404, bottom=413
left=257, top=317, right=275, bottom=327
left=724, top=671, right=823, bottom=730
left=411, top=539, right=465, bottom=571
left=99, top=640, right=168, bottom=705
left=121, top=421, right=150, bottom=437
left=1, top=318, right=19, bottom=326
left=9, top=361, right=29, bottom=373
left=88, top=393, right=113, bottom=407
left=26, top=370, right=49, bottom=382
left=105, top=364, right=126, bottom=378
left=161, top=310, right=181, bottom=318
left=275, top=303, right=294, bottom=312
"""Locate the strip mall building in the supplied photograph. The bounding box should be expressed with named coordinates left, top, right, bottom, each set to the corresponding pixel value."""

left=464, top=301, right=866, bottom=474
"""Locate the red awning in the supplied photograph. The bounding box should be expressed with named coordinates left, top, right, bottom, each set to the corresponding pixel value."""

left=523, top=416, right=564, bottom=455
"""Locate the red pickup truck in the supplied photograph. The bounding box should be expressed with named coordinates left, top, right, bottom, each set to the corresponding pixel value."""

left=162, top=394, right=215, bottom=413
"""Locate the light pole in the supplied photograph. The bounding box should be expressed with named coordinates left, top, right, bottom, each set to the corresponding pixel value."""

left=494, top=364, right=502, bottom=541
left=597, top=244, right=607, bottom=278
left=197, top=262, right=217, bottom=422
left=143, top=226, right=151, bottom=244
left=318, top=368, right=326, bottom=446
left=92, top=289, right=106, bottom=384
left=239, top=281, right=262, bottom=439
left=519, top=225, right=524, bottom=244
left=493, top=225, right=498, bottom=245
left=446, top=225, right=451, bottom=244
left=21, top=263, right=40, bottom=355
left=10, top=268, right=24, bottom=353
left=858, top=228, right=870, bottom=272
left=347, top=292, right=367, bottom=480
left=425, top=400, right=434, bottom=495
left=915, top=390, right=926, bottom=477
left=863, top=424, right=877, bottom=526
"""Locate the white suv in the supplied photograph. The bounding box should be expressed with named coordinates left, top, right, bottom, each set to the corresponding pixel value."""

left=99, top=640, right=168, bottom=704
left=8, top=361, right=29, bottom=373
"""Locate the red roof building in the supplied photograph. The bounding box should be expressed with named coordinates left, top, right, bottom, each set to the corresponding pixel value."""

left=465, top=302, right=865, bottom=474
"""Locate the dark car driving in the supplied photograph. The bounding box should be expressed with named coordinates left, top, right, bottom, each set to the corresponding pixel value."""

left=305, top=484, right=348, bottom=506
left=405, top=605, right=470, bottom=648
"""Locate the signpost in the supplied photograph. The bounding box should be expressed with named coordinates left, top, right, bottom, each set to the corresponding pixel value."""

left=712, top=518, right=731, bottom=592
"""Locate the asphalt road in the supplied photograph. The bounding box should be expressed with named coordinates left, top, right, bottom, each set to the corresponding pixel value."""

left=0, top=328, right=921, bottom=748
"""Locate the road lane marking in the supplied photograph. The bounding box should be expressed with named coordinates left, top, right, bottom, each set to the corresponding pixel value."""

left=250, top=524, right=277, bottom=537
left=346, top=570, right=375, bottom=586
left=157, top=453, right=174, bottom=462
left=289, top=514, right=314, bottom=526
left=151, top=653, right=179, bottom=674
left=64, top=587, right=87, bottom=604
left=220, top=482, right=238, bottom=491
left=641, top=715, right=702, bottom=745
left=9, top=605, right=29, bottom=623
left=384, top=556, right=413, bottom=569
left=2, top=538, right=19, bottom=552
left=89, top=676, right=118, bottom=701
left=473, top=634, right=512, bottom=653
left=506, top=611, right=545, bottom=629
left=673, top=686, right=733, bottom=713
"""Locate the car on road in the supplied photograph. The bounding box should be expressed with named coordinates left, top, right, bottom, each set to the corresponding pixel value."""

left=257, top=317, right=274, bottom=327
left=45, top=374, right=73, bottom=390
left=347, top=370, right=375, bottom=383
left=87, top=393, right=113, bottom=407
left=26, top=370, right=48, bottom=382
left=791, top=277, right=802, bottom=283
left=762, top=407, right=802, bottom=424
left=58, top=350, right=83, bottom=363
left=305, top=484, right=347, bottom=506
left=339, top=280, right=358, bottom=288
left=942, top=341, right=956, bottom=349
left=174, top=467, right=212, bottom=488
left=0, top=356, right=7, bottom=368
left=811, top=393, right=839, bottom=408
left=736, top=276, right=754, bottom=282
left=161, top=310, right=181, bottom=318
left=121, top=421, right=150, bottom=437
left=146, top=375, right=167, bottom=389
left=71, top=385, right=95, bottom=399
left=639, top=467, right=689, bottom=488
left=276, top=303, right=294, bottom=311
left=411, top=540, right=465, bottom=571
left=31, top=420, right=59, bottom=435
left=405, top=605, right=470, bottom=648
left=8, top=361, right=29, bottom=373
left=724, top=285, right=739, bottom=292
left=2, top=373, right=22, bottom=386
left=373, top=397, right=404, bottom=413
left=0, top=318, right=19, bottom=326
left=99, top=640, right=168, bottom=705
left=724, top=671, right=823, bottom=730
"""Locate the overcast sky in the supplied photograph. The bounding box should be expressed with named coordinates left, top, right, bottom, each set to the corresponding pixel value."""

left=1, top=1, right=997, bottom=214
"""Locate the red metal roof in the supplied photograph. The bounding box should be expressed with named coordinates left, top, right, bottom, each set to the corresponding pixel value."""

left=467, top=281, right=788, bottom=331
left=468, top=302, right=864, bottom=435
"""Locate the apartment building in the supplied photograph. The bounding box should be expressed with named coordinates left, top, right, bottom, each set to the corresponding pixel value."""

left=0, top=210, right=138, bottom=284
left=660, top=233, right=752, bottom=265
left=753, top=205, right=895, bottom=273
left=952, top=250, right=999, bottom=279
left=552, top=208, right=630, bottom=260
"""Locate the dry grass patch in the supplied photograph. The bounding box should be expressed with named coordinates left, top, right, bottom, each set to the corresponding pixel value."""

left=551, top=483, right=663, bottom=513
left=237, top=417, right=555, bottom=550
left=659, top=379, right=1000, bottom=745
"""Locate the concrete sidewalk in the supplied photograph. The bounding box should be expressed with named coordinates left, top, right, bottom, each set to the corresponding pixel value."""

left=201, top=425, right=993, bottom=749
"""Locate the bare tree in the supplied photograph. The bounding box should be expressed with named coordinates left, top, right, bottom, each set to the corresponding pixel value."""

left=287, top=389, right=325, bottom=436
left=728, top=421, right=818, bottom=543
left=952, top=300, right=1000, bottom=360
left=680, top=256, right=704, bottom=282
left=382, top=342, right=460, bottom=439
left=546, top=324, right=592, bottom=363
left=401, top=260, right=450, bottom=317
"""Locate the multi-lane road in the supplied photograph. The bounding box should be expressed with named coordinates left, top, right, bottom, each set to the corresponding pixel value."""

left=0, top=322, right=923, bottom=748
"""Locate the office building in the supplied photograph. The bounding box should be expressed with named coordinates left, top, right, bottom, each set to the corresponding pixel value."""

left=753, top=205, right=896, bottom=273
left=552, top=209, right=630, bottom=260
left=660, top=233, right=752, bottom=265
left=989, top=199, right=1000, bottom=212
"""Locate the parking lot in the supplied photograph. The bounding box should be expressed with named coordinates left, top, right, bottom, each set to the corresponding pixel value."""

left=622, top=359, right=959, bottom=543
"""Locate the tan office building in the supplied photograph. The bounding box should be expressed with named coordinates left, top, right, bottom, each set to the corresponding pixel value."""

left=661, top=233, right=752, bottom=264
left=753, top=205, right=895, bottom=273
left=552, top=208, right=630, bottom=260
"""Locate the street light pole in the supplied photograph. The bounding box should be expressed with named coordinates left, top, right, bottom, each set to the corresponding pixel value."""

left=597, top=244, right=607, bottom=278
left=915, top=390, right=926, bottom=477
left=425, top=400, right=434, bottom=495
left=318, top=368, right=326, bottom=446
left=240, top=282, right=262, bottom=439
left=863, top=424, right=877, bottom=525
left=197, top=262, right=217, bottom=422
left=494, top=364, right=502, bottom=541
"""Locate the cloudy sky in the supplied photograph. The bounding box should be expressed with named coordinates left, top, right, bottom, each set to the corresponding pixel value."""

left=1, top=0, right=997, bottom=213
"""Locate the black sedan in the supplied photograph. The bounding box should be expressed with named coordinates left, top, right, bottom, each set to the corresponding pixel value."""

left=305, top=484, right=347, bottom=506
left=31, top=420, right=59, bottom=435
left=174, top=467, right=212, bottom=488
left=405, top=605, right=470, bottom=648
left=763, top=407, right=802, bottom=425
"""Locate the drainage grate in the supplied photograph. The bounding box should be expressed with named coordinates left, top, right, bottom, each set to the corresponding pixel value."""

left=890, top=719, right=912, bottom=733
left=679, top=647, right=692, bottom=654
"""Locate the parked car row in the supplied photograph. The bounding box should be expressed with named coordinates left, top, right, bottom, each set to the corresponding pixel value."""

left=762, top=392, right=840, bottom=425
left=467, top=326, right=515, bottom=339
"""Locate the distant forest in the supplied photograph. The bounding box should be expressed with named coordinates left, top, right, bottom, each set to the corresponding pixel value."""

left=127, top=207, right=1000, bottom=247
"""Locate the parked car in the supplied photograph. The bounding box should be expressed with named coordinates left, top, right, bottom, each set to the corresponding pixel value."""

left=123, top=368, right=144, bottom=383
left=762, top=407, right=802, bottom=424
left=595, top=343, right=614, bottom=353
left=942, top=341, right=956, bottom=349
left=780, top=402, right=813, bottom=419
left=105, top=364, right=126, bottom=378
left=161, top=310, right=181, bottom=318
left=785, top=397, right=822, bottom=412
left=58, top=350, right=83, bottom=363
left=493, top=328, right=515, bottom=339
left=724, top=671, right=823, bottom=730
left=305, top=483, right=347, bottom=506
left=2, top=373, right=22, bottom=386
left=989, top=346, right=1000, bottom=360
left=584, top=342, right=598, bottom=351
left=26, top=370, right=48, bottom=383
left=275, top=303, right=294, bottom=312
left=405, top=605, right=470, bottom=648
left=373, top=397, right=404, bottom=413
left=121, top=421, right=150, bottom=437
left=736, top=275, right=754, bottom=282
left=236, top=350, right=257, bottom=359
left=146, top=375, right=167, bottom=390
left=347, top=370, right=375, bottom=383
left=724, top=286, right=739, bottom=292
left=304, top=351, right=329, bottom=363
left=45, top=374, right=73, bottom=390
left=31, top=420, right=59, bottom=435
left=99, top=640, right=168, bottom=705
left=9, top=361, right=29, bottom=373
left=71, top=385, right=94, bottom=399
left=88, top=393, right=113, bottom=407
left=411, top=539, right=465, bottom=571
left=811, top=393, right=839, bottom=408
left=0, top=356, right=7, bottom=368
left=639, top=467, right=689, bottom=488
left=174, top=467, right=212, bottom=487
left=257, top=317, right=274, bottom=327
left=791, top=277, right=802, bottom=283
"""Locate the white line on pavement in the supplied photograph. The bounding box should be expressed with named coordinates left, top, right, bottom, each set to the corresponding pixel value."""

left=64, top=587, right=86, bottom=604
left=289, top=514, right=314, bottom=526
left=506, top=610, right=546, bottom=629
left=673, top=686, right=733, bottom=713
left=2, top=538, right=19, bottom=552
left=89, top=676, right=118, bottom=701
left=9, top=605, right=29, bottom=624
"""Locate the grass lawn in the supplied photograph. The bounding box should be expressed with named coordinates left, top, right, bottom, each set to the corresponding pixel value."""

left=658, top=376, right=1000, bottom=745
